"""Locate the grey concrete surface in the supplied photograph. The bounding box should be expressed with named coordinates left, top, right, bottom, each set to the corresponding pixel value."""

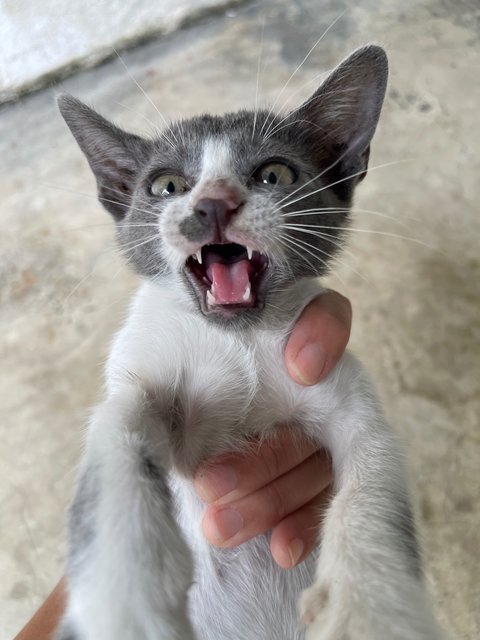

left=0, top=0, right=246, bottom=103
left=1, top=0, right=479, bottom=638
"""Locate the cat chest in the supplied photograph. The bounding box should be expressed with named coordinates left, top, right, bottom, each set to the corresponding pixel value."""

left=109, top=310, right=316, bottom=471
left=178, top=337, right=295, bottom=413
left=161, top=333, right=305, bottom=470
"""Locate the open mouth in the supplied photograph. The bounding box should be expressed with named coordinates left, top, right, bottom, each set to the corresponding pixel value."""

left=185, top=243, right=269, bottom=314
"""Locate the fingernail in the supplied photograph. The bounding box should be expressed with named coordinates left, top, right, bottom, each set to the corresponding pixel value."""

left=212, top=508, right=244, bottom=542
left=292, top=343, right=326, bottom=386
left=195, top=465, right=237, bottom=502
left=288, top=538, right=305, bottom=567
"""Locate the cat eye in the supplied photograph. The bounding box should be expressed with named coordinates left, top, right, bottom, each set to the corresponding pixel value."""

left=254, top=162, right=297, bottom=187
left=150, top=174, right=188, bottom=197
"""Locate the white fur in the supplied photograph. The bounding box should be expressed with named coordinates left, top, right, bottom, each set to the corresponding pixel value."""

left=58, top=277, right=446, bottom=640
left=199, top=137, right=233, bottom=181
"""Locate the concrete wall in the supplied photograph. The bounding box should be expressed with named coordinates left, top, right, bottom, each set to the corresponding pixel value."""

left=0, top=0, right=244, bottom=102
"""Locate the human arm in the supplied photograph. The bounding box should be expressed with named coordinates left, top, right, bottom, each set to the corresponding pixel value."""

left=14, top=578, right=67, bottom=640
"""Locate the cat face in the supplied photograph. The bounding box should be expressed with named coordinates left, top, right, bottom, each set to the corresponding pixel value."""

left=58, top=45, right=387, bottom=326
left=114, top=114, right=355, bottom=323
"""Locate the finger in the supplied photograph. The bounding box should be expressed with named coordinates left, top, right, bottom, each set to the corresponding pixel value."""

left=201, top=452, right=331, bottom=548
left=285, top=290, right=352, bottom=386
left=195, top=432, right=327, bottom=504
left=270, top=488, right=332, bottom=569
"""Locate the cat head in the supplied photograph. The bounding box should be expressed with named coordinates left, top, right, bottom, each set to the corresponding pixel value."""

left=58, top=45, right=387, bottom=327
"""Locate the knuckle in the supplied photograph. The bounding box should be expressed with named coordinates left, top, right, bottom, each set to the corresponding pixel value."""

left=314, top=448, right=332, bottom=474
left=263, top=441, right=284, bottom=481
left=265, top=481, right=287, bottom=523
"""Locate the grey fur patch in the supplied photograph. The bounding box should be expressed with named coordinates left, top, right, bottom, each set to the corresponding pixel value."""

left=388, top=494, right=422, bottom=579
left=54, top=620, right=79, bottom=640
left=178, top=212, right=212, bottom=243
left=141, top=450, right=172, bottom=501
left=68, top=464, right=98, bottom=576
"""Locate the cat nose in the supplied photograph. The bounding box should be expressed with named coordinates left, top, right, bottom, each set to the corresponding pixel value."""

left=193, top=198, right=243, bottom=232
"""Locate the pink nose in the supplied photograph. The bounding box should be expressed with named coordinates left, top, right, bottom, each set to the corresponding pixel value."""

left=193, top=197, right=241, bottom=231
left=192, top=182, right=244, bottom=237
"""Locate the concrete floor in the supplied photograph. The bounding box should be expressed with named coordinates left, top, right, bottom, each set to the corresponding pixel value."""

left=1, top=0, right=479, bottom=638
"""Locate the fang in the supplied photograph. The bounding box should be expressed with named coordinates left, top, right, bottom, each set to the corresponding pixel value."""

left=206, top=290, right=216, bottom=306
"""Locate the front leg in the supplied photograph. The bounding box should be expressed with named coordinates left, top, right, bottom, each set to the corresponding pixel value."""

left=57, top=386, right=197, bottom=640
left=300, top=359, right=446, bottom=639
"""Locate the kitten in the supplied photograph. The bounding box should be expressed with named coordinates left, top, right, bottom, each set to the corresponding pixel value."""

left=55, top=45, right=445, bottom=639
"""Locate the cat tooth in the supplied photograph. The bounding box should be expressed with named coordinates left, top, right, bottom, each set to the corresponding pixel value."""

left=206, top=290, right=216, bottom=306
left=242, top=283, right=251, bottom=302
left=247, top=246, right=253, bottom=260
left=196, top=250, right=203, bottom=264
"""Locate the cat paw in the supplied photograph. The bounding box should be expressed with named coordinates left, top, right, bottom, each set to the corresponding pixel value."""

left=299, top=582, right=329, bottom=626
left=299, top=579, right=445, bottom=640
left=299, top=578, right=353, bottom=640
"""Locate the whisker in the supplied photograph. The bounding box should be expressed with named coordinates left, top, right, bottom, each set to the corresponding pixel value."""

left=262, top=86, right=357, bottom=143
left=60, top=222, right=160, bottom=233
left=271, top=68, right=331, bottom=117
left=112, top=46, right=178, bottom=150
left=61, top=274, right=134, bottom=343
left=280, top=160, right=410, bottom=209
left=281, top=207, right=350, bottom=216
left=41, top=182, right=157, bottom=219
left=281, top=223, right=352, bottom=256
left=279, top=232, right=332, bottom=272
left=281, top=207, right=413, bottom=231
left=281, top=229, right=367, bottom=284
left=260, top=92, right=325, bottom=143
left=118, top=233, right=161, bottom=252
left=101, top=198, right=155, bottom=218
left=113, top=100, right=158, bottom=132
left=251, top=14, right=267, bottom=142
left=285, top=224, right=443, bottom=253
left=284, top=225, right=370, bottom=284
left=62, top=242, right=117, bottom=306
left=259, top=10, right=346, bottom=139
left=167, top=117, right=187, bottom=150
left=263, top=118, right=329, bottom=142
left=273, top=131, right=378, bottom=208
left=277, top=234, right=323, bottom=278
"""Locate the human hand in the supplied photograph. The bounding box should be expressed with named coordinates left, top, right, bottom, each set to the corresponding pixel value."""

left=194, top=291, right=352, bottom=568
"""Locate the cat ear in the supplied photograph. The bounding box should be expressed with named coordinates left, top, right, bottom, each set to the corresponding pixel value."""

left=295, top=44, right=388, bottom=186
left=58, top=95, right=151, bottom=220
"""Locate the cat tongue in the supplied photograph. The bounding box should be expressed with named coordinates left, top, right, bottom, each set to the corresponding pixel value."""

left=208, top=260, right=252, bottom=305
